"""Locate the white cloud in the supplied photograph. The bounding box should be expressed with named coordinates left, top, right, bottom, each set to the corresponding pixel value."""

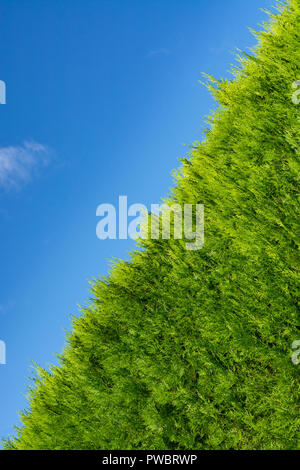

left=0, top=141, right=49, bottom=190
left=147, top=48, right=171, bottom=58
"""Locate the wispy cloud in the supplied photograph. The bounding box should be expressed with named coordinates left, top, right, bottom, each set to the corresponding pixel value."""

left=0, top=141, right=49, bottom=190
left=147, top=48, right=171, bottom=58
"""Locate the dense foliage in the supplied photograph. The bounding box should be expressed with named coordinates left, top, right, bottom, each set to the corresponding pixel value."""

left=4, top=0, right=300, bottom=450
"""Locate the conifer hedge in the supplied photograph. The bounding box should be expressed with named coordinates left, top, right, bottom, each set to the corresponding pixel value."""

left=4, top=0, right=300, bottom=450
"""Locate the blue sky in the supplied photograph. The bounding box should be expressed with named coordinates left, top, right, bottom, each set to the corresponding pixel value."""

left=0, top=0, right=276, bottom=440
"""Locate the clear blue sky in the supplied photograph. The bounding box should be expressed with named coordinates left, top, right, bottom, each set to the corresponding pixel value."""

left=0, top=0, right=276, bottom=440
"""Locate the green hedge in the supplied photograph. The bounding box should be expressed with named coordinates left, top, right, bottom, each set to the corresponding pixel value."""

left=4, top=0, right=300, bottom=450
